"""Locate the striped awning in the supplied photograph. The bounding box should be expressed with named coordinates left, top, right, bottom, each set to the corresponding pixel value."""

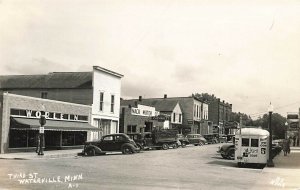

left=10, top=117, right=99, bottom=131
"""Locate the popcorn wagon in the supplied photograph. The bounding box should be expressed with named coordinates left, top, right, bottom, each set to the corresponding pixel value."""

left=235, top=128, right=270, bottom=167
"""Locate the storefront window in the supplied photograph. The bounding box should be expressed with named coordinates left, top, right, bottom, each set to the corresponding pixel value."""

left=127, top=125, right=137, bottom=133
left=62, top=131, right=87, bottom=146
left=9, top=130, right=28, bottom=148
left=28, top=130, right=38, bottom=147
left=62, top=132, right=75, bottom=146
left=75, top=132, right=87, bottom=145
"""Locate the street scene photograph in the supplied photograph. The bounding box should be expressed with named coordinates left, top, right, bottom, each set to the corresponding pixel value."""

left=0, top=0, right=300, bottom=189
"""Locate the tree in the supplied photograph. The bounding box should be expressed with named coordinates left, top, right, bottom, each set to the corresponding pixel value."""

left=252, top=113, right=287, bottom=139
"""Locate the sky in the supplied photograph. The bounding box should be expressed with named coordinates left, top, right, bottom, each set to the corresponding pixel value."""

left=1, top=0, right=300, bottom=119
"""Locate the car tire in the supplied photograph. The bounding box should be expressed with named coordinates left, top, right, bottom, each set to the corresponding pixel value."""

left=162, top=143, right=169, bottom=150
left=172, top=143, right=178, bottom=149
left=199, top=141, right=204, bottom=146
left=181, top=142, right=186, bottom=148
left=122, top=146, right=133, bottom=154
left=87, top=148, right=96, bottom=156
left=221, top=154, right=227, bottom=159
left=227, top=148, right=235, bottom=160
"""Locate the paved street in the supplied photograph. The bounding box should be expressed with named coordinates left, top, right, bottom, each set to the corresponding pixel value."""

left=0, top=144, right=266, bottom=190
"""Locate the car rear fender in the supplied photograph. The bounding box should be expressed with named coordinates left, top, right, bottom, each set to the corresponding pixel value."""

left=85, top=145, right=103, bottom=154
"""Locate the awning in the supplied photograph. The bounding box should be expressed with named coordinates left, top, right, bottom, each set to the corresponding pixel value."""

left=10, top=117, right=100, bottom=131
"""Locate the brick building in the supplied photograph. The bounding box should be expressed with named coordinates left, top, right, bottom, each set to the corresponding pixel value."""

left=203, top=95, right=233, bottom=135
left=121, top=95, right=209, bottom=135
left=120, top=96, right=183, bottom=134
left=0, top=93, right=96, bottom=153
left=0, top=66, right=123, bottom=141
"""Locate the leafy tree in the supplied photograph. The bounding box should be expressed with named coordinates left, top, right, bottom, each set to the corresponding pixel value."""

left=252, top=113, right=287, bottom=139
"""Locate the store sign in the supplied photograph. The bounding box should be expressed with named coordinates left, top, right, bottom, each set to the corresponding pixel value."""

left=289, top=122, right=299, bottom=129
left=10, top=109, right=88, bottom=122
left=131, top=107, right=158, bottom=117
left=151, top=114, right=170, bottom=122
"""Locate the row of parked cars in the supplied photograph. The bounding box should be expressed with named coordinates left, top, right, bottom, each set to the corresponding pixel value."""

left=81, top=131, right=210, bottom=156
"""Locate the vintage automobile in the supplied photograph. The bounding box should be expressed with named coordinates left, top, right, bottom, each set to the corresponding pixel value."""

left=203, top=134, right=219, bottom=144
left=82, top=133, right=140, bottom=156
left=128, top=130, right=179, bottom=150
left=218, top=135, right=227, bottom=143
left=186, top=134, right=207, bottom=146
left=127, top=133, right=147, bottom=150
left=217, top=143, right=235, bottom=160
left=176, top=134, right=189, bottom=147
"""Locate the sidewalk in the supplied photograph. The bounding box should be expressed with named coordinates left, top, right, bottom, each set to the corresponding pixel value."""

left=251, top=147, right=300, bottom=190
left=0, top=149, right=82, bottom=160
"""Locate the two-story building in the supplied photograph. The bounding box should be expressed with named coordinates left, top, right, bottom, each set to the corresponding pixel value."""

left=0, top=66, right=123, bottom=153
left=121, top=95, right=209, bottom=135
left=90, top=66, right=123, bottom=140
left=120, top=96, right=183, bottom=133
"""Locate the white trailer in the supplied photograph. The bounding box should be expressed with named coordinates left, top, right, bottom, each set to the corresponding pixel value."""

left=235, top=128, right=270, bottom=167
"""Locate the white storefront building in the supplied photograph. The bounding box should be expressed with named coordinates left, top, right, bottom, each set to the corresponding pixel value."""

left=90, top=66, right=123, bottom=140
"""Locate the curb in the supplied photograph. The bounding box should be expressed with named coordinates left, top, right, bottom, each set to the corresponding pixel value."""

left=0, top=153, right=80, bottom=160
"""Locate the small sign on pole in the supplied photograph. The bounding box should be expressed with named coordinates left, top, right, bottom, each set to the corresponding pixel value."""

left=39, top=127, right=45, bottom=134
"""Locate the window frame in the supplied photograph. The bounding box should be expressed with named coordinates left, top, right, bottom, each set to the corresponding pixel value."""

left=99, top=92, right=104, bottom=111
left=110, top=94, right=115, bottom=113
left=41, top=91, right=48, bottom=99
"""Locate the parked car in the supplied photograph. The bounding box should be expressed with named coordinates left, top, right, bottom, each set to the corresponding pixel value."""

left=217, top=143, right=235, bottom=160
left=176, top=134, right=189, bottom=147
left=186, top=134, right=207, bottom=146
left=127, top=133, right=147, bottom=150
left=82, top=133, right=140, bottom=156
left=219, top=135, right=227, bottom=143
left=144, top=129, right=178, bottom=150
left=128, top=130, right=178, bottom=150
left=203, top=134, right=218, bottom=144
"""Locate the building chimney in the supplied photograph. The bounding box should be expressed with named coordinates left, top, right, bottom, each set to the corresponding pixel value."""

left=138, top=96, right=142, bottom=102
left=164, top=94, right=167, bottom=99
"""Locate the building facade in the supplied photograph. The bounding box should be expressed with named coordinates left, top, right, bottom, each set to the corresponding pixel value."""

left=120, top=97, right=183, bottom=134
left=121, top=95, right=209, bottom=135
left=0, top=66, right=124, bottom=142
left=0, top=93, right=96, bottom=153
left=287, top=112, right=300, bottom=146
left=119, top=104, right=161, bottom=134
left=202, top=95, right=233, bottom=135
left=90, top=66, right=123, bottom=140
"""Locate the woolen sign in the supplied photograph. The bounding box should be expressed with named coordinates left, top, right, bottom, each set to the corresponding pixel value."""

left=10, top=109, right=88, bottom=122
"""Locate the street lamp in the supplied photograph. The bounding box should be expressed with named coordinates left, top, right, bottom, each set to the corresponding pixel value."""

left=267, top=103, right=274, bottom=167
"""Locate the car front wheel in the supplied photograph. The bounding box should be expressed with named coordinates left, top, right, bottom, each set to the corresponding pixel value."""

left=86, top=148, right=96, bottom=156
left=122, top=146, right=133, bottom=154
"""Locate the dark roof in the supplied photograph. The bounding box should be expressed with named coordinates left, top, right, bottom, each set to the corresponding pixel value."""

left=121, top=98, right=181, bottom=112
left=0, top=72, right=92, bottom=89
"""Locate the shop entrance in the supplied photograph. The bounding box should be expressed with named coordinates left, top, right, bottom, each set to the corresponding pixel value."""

left=145, top=122, right=153, bottom=132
